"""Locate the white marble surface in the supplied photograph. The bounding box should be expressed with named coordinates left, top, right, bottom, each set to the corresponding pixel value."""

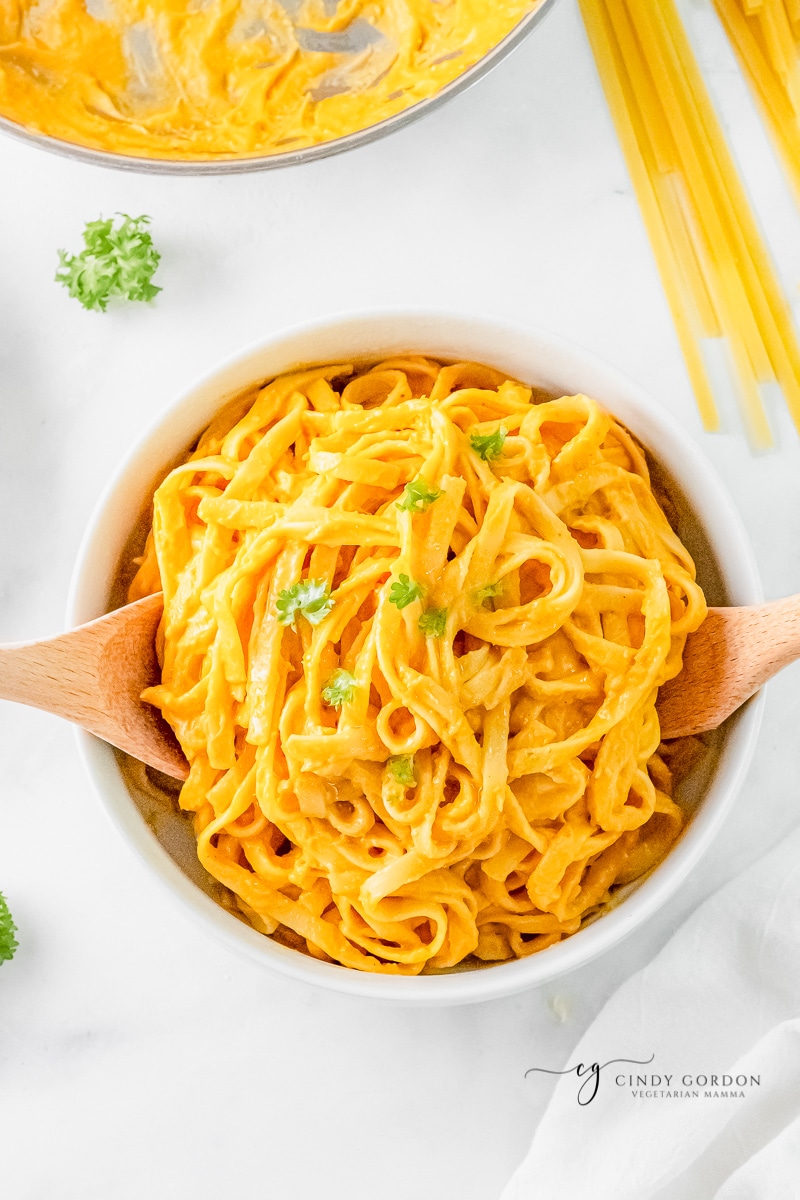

left=2, top=2, right=800, bottom=1196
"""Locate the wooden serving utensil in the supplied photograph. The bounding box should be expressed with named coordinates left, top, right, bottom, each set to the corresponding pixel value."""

left=0, top=594, right=794, bottom=781
left=656, top=595, right=800, bottom=738
left=0, top=592, right=188, bottom=780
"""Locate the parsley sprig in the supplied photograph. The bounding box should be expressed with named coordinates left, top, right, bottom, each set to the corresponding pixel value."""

left=277, top=580, right=334, bottom=628
left=469, top=424, right=507, bottom=462
left=0, top=893, right=18, bottom=964
left=56, top=214, right=161, bottom=312
left=396, top=478, right=441, bottom=513
left=388, top=574, right=424, bottom=610
left=473, top=581, right=504, bottom=608
left=388, top=755, right=417, bottom=787
left=418, top=607, right=448, bottom=638
left=322, top=669, right=357, bottom=707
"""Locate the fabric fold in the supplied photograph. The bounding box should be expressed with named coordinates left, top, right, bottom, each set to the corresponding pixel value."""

left=501, top=826, right=800, bottom=1199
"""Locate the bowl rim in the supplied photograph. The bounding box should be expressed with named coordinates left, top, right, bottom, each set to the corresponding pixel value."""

left=0, top=0, right=558, bottom=176
left=68, top=309, right=765, bottom=1004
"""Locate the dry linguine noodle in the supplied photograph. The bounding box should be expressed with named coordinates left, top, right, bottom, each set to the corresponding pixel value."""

left=129, top=356, right=707, bottom=974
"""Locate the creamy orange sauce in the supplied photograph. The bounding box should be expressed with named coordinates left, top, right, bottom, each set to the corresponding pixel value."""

left=0, top=0, right=540, bottom=161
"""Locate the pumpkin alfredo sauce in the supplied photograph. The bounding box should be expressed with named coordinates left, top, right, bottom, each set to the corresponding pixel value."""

left=0, top=0, right=540, bottom=160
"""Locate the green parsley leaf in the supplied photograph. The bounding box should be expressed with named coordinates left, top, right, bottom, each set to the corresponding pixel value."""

left=322, top=669, right=357, bottom=707
left=276, top=579, right=335, bottom=628
left=388, top=574, right=424, bottom=610
left=396, top=477, right=441, bottom=513
left=388, top=755, right=417, bottom=787
left=0, top=892, right=18, bottom=964
left=418, top=607, right=448, bottom=638
left=56, top=213, right=162, bottom=312
left=469, top=424, right=507, bottom=462
left=473, top=581, right=504, bottom=608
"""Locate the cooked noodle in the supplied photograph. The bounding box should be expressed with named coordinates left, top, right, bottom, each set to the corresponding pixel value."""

left=129, top=356, right=707, bottom=973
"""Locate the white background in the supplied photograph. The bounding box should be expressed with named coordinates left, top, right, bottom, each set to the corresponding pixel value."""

left=2, top=1, right=800, bottom=1196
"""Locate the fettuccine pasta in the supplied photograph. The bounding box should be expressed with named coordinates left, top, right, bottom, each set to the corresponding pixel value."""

left=129, top=357, right=707, bottom=974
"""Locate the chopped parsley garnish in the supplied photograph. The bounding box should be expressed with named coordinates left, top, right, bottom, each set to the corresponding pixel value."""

left=276, top=580, right=334, bottom=628
left=321, top=669, right=357, bottom=707
left=418, top=607, right=448, bottom=638
left=388, top=755, right=417, bottom=787
left=388, top=574, right=424, bottom=610
left=396, top=478, right=441, bottom=513
left=56, top=214, right=161, bottom=312
left=469, top=424, right=507, bottom=462
left=473, top=581, right=504, bottom=608
left=0, top=893, right=18, bottom=964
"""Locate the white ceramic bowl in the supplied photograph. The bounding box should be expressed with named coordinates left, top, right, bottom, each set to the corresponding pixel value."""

left=69, top=312, right=763, bottom=1004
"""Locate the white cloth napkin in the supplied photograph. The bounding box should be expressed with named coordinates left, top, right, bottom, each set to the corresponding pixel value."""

left=501, top=825, right=800, bottom=1199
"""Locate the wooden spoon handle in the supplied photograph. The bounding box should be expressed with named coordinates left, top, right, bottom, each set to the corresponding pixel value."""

left=658, top=592, right=800, bottom=739
left=0, top=631, right=109, bottom=724
left=0, top=596, right=160, bottom=725
left=713, top=593, right=800, bottom=696
left=0, top=594, right=188, bottom=780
